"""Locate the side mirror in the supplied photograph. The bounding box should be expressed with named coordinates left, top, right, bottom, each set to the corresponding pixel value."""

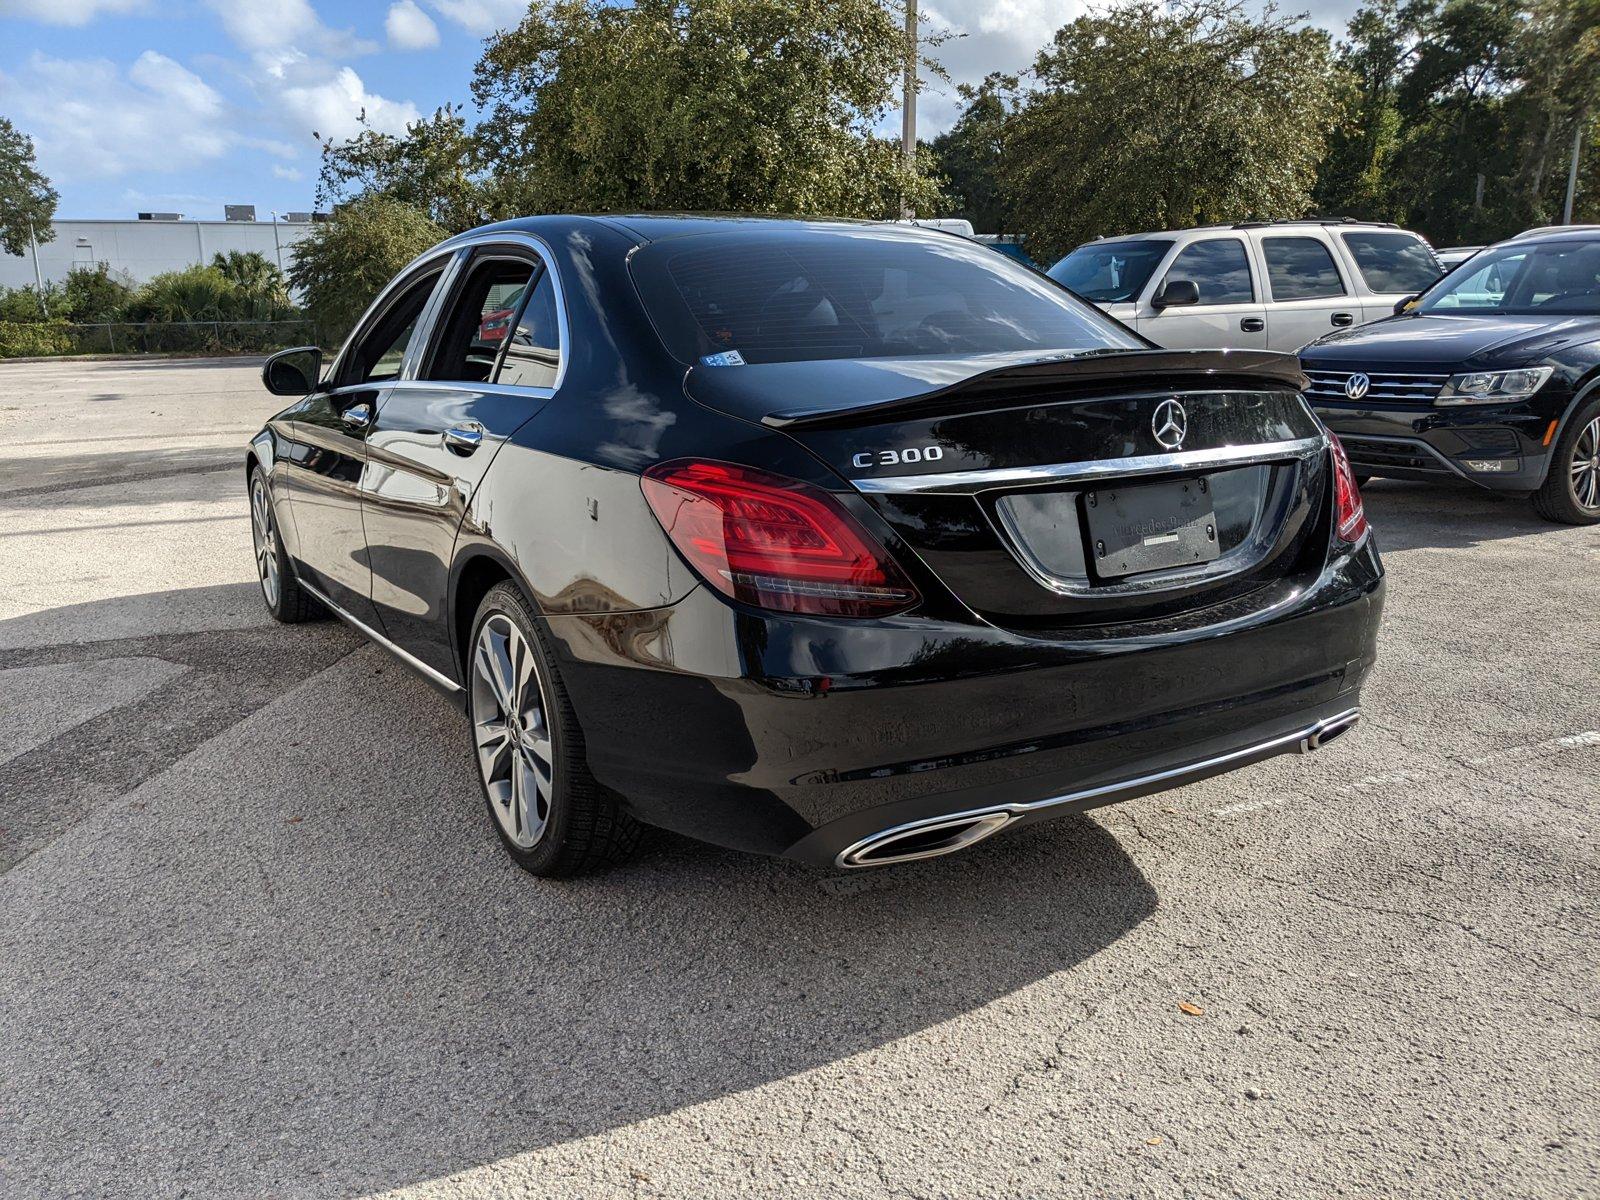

left=263, top=346, right=323, bottom=396
left=1393, top=295, right=1418, bottom=316
left=1151, top=279, right=1200, bottom=311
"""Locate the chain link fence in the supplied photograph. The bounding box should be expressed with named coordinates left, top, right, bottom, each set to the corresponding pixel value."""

left=0, top=319, right=325, bottom=359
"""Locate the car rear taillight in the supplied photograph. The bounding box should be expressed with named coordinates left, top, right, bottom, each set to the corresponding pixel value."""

left=1329, top=434, right=1368, bottom=543
left=642, top=460, right=921, bottom=618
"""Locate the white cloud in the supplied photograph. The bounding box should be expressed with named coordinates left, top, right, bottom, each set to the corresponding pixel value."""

left=201, top=0, right=375, bottom=57
left=0, top=0, right=146, bottom=25
left=256, top=53, right=421, bottom=142
left=0, top=51, right=234, bottom=180
left=427, top=0, right=526, bottom=35
left=271, top=163, right=305, bottom=180
left=386, top=0, right=439, bottom=49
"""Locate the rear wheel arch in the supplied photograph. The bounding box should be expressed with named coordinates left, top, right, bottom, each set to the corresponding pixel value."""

left=450, top=548, right=539, bottom=686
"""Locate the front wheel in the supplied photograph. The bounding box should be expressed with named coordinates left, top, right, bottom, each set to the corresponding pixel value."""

left=467, top=581, right=641, bottom=877
left=249, top=467, right=324, bottom=622
left=1532, top=399, right=1600, bottom=525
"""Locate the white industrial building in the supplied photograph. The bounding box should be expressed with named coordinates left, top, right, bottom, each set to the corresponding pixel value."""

left=0, top=213, right=321, bottom=290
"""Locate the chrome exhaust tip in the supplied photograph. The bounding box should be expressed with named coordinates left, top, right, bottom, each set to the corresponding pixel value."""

left=1299, top=711, right=1360, bottom=753
left=836, top=811, right=1013, bottom=869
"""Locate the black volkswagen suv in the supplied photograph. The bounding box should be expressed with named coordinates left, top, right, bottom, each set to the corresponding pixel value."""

left=1300, top=228, right=1600, bottom=524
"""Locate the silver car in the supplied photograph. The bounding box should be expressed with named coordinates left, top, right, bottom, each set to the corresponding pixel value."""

left=1049, top=220, right=1443, bottom=353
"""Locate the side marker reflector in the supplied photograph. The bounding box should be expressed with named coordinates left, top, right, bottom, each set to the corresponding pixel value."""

left=1543, top=420, right=1558, bottom=447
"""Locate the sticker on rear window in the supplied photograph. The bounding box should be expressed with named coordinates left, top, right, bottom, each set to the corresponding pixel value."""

left=700, top=350, right=745, bottom=367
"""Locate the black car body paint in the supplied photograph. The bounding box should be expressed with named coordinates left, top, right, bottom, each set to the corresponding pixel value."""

left=249, top=215, right=1383, bottom=869
left=1302, top=229, right=1600, bottom=494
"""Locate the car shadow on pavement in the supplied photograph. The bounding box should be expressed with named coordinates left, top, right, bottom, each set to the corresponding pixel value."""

left=1360, top=478, right=1562, bottom=551
left=0, top=634, right=1156, bottom=1198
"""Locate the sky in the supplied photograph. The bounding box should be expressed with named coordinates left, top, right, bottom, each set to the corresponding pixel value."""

left=0, top=0, right=1364, bottom=221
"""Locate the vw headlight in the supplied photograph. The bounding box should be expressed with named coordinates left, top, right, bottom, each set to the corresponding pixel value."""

left=1435, top=367, right=1553, bottom=405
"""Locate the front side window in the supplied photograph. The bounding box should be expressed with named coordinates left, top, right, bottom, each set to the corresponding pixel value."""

left=1416, top=239, right=1600, bottom=315
left=496, top=272, right=562, bottom=389
left=1163, top=239, right=1254, bottom=305
left=343, top=268, right=443, bottom=385
left=635, top=227, right=1141, bottom=365
left=425, top=256, right=537, bottom=383
left=1340, top=232, right=1442, bottom=294
left=1047, top=239, right=1173, bottom=303
left=1262, top=237, right=1345, bottom=301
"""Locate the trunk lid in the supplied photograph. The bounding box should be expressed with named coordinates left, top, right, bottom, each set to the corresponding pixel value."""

left=686, top=350, right=1332, bottom=628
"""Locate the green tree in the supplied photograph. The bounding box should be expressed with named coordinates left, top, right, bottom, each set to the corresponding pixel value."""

left=315, top=104, right=492, bottom=234
left=211, top=250, right=290, bottom=302
left=61, top=264, right=132, bottom=322
left=1001, top=0, right=1342, bottom=262
left=470, top=0, right=943, bottom=218
left=1313, top=0, right=1431, bottom=220
left=0, top=117, right=58, bottom=258
left=927, top=74, right=1018, bottom=233
left=287, top=194, right=443, bottom=340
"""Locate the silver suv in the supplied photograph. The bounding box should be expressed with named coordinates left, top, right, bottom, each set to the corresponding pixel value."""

left=1048, top=220, right=1443, bottom=352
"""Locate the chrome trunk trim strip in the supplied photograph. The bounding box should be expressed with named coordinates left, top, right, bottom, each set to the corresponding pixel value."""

left=848, top=436, right=1325, bottom=494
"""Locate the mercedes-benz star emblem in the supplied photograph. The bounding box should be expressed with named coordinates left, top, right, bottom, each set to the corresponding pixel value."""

left=1345, top=372, right=1371, bottom=401
left=1152, top=398, right=1188, bottom=450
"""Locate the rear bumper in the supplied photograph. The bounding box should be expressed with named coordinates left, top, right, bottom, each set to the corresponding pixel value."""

left=1312, top=401, right=1556, bottom=493
left=544, top=539, right=1384, bottom=866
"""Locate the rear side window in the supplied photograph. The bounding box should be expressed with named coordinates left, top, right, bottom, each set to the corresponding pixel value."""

left=495, top=272, right=562, bottom=389
left=633, top=227, right=1140, bottom=365
left=1164, top=238, right=1254, bottom=305
left=1341, top=232, right=1442, bottom=294
left=424, top=256, right=536, bottom=383
left=1262, top=237, right=1346, bottom=300
left=1047, top=239, right=1173, bottom=303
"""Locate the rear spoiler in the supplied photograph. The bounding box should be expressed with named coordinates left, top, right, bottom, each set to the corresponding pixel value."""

left=755, top=349, right=1309, bottom=430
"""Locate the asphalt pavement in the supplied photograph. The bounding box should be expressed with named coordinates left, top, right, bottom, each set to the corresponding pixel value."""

left=1, top=357, right=1596, bottom=1199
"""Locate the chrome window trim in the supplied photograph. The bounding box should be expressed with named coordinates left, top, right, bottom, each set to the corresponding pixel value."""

left=402, top=230, right=572, bottom=393
left=849, top=435, right=1325, bottom=494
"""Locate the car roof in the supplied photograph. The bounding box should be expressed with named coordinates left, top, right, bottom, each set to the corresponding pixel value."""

left=440, top=212, right=932, bottom=251
left=1504, top=225, right=1600, bottom=243
left=1079, top=220, right=1411, bottom=245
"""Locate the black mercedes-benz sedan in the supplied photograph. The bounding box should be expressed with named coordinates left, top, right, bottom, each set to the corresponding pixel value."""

left=246, top=215, right=1383, bottom=876
left=1300, top=227, right=1600, bottom=524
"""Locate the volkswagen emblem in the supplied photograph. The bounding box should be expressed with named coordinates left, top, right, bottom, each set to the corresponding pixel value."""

left=1345, top=372, right=1371, bottom=401
left=1152, top=398, right=1187, bottom=450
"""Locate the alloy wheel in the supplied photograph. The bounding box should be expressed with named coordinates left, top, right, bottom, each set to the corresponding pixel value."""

left=1572, top=415, right=1600, bottom=510
left=250, top=475, right=281, bottom=608
left=471, top=613, right=556, bottom=849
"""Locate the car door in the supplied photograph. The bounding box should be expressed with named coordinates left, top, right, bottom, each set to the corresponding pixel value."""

left=1334, top=229, right=1446, bottom=324
left=1256, top=234, right=1359, bottom=351
left=362, top=242, right=564, bottom=678
left=1138, top=236, right=1267, bottom=349
left=274, top=260, right=448, bottom=625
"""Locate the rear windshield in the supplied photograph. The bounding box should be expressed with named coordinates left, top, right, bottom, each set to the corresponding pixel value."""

left=1047, top=239, right=1173, bottom=303
left=631, top=227, right=1140, bottom=366
left=1340, top=231, right=1443, bottom=294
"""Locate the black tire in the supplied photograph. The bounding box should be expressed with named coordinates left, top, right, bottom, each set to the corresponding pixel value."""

left=249, top=466, right=325, bottom=623
left=467, top=581, right=641, bottom=877
left=1531, top=396, right=1600, bottom=526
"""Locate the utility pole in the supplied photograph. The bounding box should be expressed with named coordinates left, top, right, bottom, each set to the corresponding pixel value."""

left=269, top=211, right=284, bottom=270
left=27, top=219, right=46, bottom=316
left=901, top=0, right=917, bottom=219
left=1562, top=120, right=1584, bottom=224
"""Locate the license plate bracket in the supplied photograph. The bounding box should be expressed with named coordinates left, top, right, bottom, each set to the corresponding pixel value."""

left=1083, top=478, right=1220, bottom=579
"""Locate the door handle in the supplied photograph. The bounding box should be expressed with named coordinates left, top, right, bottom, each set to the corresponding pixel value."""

left=444, top=423, right=484, bottom=455
left=1331, top=312, right=1355, bottom=327
left=1240, top=317, right=1265, bottom=332
left=342, top=402, right=373, bottom=430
